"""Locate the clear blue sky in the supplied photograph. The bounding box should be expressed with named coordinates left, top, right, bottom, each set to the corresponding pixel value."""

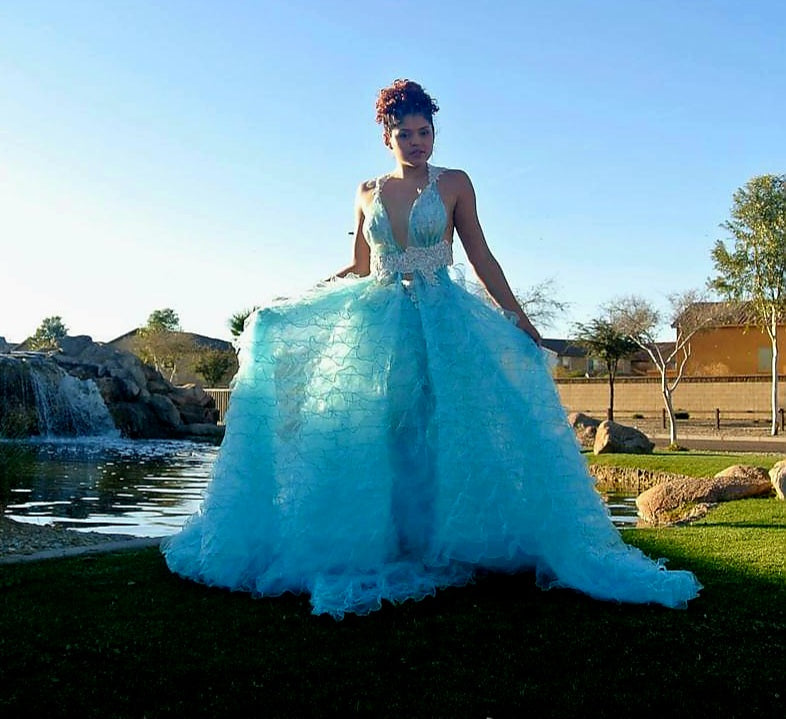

left=2, top=0, right=784, bottom=343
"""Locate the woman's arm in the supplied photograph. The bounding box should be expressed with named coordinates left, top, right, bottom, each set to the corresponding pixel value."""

left=452, top=171, right=542, bottom=345
left=331, top=182, right=372, bottom=279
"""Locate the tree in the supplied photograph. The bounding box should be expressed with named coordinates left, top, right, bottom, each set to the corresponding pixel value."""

left=608, top=291, right=724, bottom=445
left=709, top=174, right=786, bottom=436
left=133, top=308, right=192, bottom=382
left=193, top=349, right=236, bottom=386
left=515, top=278, right=569, bottom=331
left=145, top=308, right=181, bottom=332
left=572, top=317, right=638, bottom=421
left=228, top=307, right=260, bottom=338
left=29, top=316, right=68, bottom=350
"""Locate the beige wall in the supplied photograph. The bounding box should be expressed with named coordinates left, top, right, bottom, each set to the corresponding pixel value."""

left=556, top=376, right=786, bottom=415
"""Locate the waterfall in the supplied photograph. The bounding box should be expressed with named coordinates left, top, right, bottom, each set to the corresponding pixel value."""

left=0, top=354, right=118, bottom=438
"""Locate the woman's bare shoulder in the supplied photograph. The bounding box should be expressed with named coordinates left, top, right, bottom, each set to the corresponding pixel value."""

left=355, top=178, right=378, bottom=208
left=436, top=168, right=474, bottom=200
left=437, top=167, right=472, bottom=187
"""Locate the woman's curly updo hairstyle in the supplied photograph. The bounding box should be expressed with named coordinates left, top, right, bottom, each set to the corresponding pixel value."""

left=375, top=79, right=439, bottom=148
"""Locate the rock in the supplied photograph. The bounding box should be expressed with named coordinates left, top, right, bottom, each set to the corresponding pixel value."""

left=636, top=469, right=774, bottom=524
left=593, top=420, right=654, bottom=455
left=0, top=337, right=13, bottom=353
left=713, top=464, right=772, bottom=487
left=768, top=460, right=786, bottom=500
left=108, top=402, right=151, bottom=438
left=94, top=376, right=125, bottom=403
left=119, top=378, right=142, bottom=401
left=170, top=384, right=215, bottom=408
left=177, top=403, right=219, bottom=425
left=146, top=378, right=173, bottom=395
left=54, top=356, right=101, bottom=380
left=149, top=395, right=183, bottom=427
left=567, top=412, right=600, bottom=448
left=58, top=335, right=95, bottom=357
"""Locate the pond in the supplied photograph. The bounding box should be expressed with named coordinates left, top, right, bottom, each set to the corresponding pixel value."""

left=0, top=439, right=217, bottom=537
left=0, top=439, right=640, bottom=536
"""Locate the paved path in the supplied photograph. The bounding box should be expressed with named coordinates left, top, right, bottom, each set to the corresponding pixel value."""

left=649, top=433, right=786, bottom=453
left=0, top=537, right=162, bottom=566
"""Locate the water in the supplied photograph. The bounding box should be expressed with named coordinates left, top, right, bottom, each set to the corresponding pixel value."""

left=1, top=438, right=217, bottom=537
left=0, top=439, right=640, bottom=536
left=601, top=491, right=640, bottom=527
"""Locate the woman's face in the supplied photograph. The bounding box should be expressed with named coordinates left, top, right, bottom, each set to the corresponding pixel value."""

left=388, top=113, right=434, bottom=167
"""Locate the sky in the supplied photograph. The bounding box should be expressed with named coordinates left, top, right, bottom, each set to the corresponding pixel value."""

left=1, top=0, right=785, bottom=344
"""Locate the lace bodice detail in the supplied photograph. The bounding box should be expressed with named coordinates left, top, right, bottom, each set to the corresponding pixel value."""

left=364, top=165, right=452, bottom=284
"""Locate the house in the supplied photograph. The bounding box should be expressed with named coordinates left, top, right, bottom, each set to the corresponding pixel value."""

left=541, top=338, right=637, bottom=377
left=630, top=342, right=677, bottom=376
left=677, top=302, right=786, bottom=376
left=542, top=339, right=589, bottom=377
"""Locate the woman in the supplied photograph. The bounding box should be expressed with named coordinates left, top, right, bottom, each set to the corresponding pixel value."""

left=162, top=79, right=701, bottom=618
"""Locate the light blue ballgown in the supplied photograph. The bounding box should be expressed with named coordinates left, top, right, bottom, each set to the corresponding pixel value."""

left=162, top=166, right=701, bottom=618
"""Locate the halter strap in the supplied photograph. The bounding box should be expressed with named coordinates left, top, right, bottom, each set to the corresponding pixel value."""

left=374, top=165, right=445, bottom=198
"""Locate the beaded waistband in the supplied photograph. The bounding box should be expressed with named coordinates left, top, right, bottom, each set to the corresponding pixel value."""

left=370, top=242, right=453, bottom=285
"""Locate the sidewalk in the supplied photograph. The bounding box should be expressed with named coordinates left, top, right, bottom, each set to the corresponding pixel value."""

left=648, top=432, right=785, bottom=453
left=0, top=536, right=161, bottom=566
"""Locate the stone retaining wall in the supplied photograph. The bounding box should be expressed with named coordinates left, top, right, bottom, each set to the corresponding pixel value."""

left=589, top=465, right=698, bottom=494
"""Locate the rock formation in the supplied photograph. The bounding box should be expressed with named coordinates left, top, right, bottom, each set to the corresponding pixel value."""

left=0, top=336, right=223, bottom=441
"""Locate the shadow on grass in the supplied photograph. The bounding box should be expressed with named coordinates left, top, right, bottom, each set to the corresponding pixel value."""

left=0, top=519, right=784, bottom=718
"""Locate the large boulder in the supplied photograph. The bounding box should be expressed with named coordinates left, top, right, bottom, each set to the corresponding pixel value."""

left=593, top=420, right=654, bottom=455
left=768, top=460, right=786, bottom=500
left=636, top=466, right=773, bottom=524
left=567, top=412, right=601, bottom=448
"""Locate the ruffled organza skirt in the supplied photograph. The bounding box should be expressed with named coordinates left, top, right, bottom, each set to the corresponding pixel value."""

left=162, top=269, right=701, bottom=618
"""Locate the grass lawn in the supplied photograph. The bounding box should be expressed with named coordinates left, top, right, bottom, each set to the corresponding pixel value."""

left=587, top=449, right=783, bottom=478
left=1, top=499, right=784, bottom=718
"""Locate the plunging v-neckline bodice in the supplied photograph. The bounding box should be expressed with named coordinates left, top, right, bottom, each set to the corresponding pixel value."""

left=363, top=165, right=452, bottom=283
left=366, top=165, right=448, bottom=252
left=376, top=169, right=435, bottom=251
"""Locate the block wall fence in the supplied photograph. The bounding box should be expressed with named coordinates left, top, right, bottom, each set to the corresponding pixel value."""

left=554, top=376, right=786, bottom=416
left=208, top=378, right=786, bottom=425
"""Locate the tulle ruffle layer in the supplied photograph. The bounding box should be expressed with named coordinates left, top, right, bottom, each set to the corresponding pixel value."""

left=162, top=272, right=701, bottom=617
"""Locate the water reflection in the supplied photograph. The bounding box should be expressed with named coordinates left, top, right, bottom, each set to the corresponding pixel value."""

left=601, top=491, right=640, bottom=527
left=1, top=438, right=217, bottom=537
left=1, top=439, right=640, bottom=536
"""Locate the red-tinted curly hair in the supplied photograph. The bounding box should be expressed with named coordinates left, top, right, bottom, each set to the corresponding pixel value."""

left=375, top=79, right=439, bottom=146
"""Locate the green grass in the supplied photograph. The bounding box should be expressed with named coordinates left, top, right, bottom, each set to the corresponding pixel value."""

left=1, top=499, right=784, bottom=718
left=587, top=449, right=782, bottom=477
